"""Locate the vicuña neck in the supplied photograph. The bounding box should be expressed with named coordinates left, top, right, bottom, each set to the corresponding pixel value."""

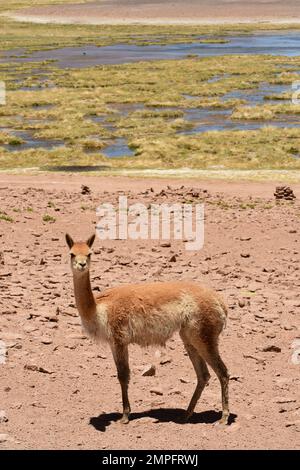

left=73, top=270, right=96, bottom=320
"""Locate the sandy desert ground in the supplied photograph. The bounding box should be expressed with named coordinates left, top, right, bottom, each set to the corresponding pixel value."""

left=6, top=0, right=300, bottom=24
left=0, top=174, right=299, bottom=449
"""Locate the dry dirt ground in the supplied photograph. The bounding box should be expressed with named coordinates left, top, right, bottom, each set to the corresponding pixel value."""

left=7, top=0, right=300, bottom=24
left=0, top=174, right=299, bottom=450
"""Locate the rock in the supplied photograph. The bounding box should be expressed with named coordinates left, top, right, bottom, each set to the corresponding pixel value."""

left=24, top=364, right=54, bottom=374
left=179, top=377, right=189, bottom=384
left=0, top=434, right=9, bottom=443
left=275, top=397, right=296, bottom=404
left=160, top=357, right=172, bottom=365
left=160, top=242, right=171, bottom=248
left=150, top=388, right=163, bottom=396
left=45, top=314, right=58, bottom=322
left=40, top=337, right=53, bottom=345
left=238, top=299, right=246, bottom=308
left=0, top=411, right=8, bottom=423
left=0, top=271, right=12, bottom=278
left=281, top=322, right=295, bottom=331
left=285, top=420, right=300, bottom=430
left=243, top=354, right=266, bottom=365
left=115, top=256, right=131, bottom=266
left=81, top=185, right=91, bottom=195
left=97, top=353, right=107, bottom=359
left=274, top=186, right=296, bottom=201
left=169, top=254, right=177, bottom=262
left=230, top=375, right=243, bottom=382
left=240, top=253, right=250, bottom=258
left=262, top=345, right=281, bottom=353
left=142, top=364, right=156, bottom=377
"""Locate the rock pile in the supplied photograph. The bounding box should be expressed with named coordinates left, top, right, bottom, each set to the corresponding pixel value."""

left=274, top=186, right=296, bottom=201
left=81, top=185, right=91, bottom=195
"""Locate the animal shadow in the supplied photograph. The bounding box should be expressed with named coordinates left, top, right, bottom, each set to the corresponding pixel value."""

left=90, top=408, right=237, bottom=432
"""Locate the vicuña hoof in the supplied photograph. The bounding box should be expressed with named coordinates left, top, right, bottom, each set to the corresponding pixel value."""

left=216, top=414, right=229, bottom=426
left=183, top=411, right=193, bottom=423
left=120, top=415, right=130, bottom=424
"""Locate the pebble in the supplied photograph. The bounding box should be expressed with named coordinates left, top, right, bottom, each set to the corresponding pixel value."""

left=179, top=377, right=189, bottom=384
left=262, top=345, right=281, bottom=353
left=160, top=357, right=172, bottom=365
left=0, top=411, right=8, bottom=423
left=40, top=337, right=53, bottom=345
left=24, top=364, right=54, bottom=374
left=160, top=242, right=171, bottom=248
left=142, top=365, right=156, bottom=377
left=150, top=388, right=163, bottom=396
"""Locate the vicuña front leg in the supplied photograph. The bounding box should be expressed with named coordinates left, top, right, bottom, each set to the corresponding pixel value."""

left=111, top=343, right=131, bottom=424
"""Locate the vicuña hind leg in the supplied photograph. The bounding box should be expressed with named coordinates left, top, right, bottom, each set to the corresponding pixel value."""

left=180, top=331, right=210, bottom=421
left=192, top=339, right=230, bottom=425
left=111, top=343, right=131, bottom=424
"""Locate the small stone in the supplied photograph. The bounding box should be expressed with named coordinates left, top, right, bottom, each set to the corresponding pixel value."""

left=285, top=420, right=300, bottom=430
left=262, top=345, right=281, bottom=353
left=142, top=364, right=156, bottom=377
left=0, top=434, right=9, bottom=443
left=160, top=357, right=172, bottom=365
left=81, top=185, right=91, bottom=195
left=160, top=242, right=171, bottom=248
left=230, top=375, right=243, bottom=382
left=243, top=354, right=265, bottom=365
left=24, top=364, right=54, bottom=374
left=0, top=411, right=8, bottom=423
left=179, top=377, right=189, bottom=384
left=150, top=388, right=163, bottom=396
left=40, top=337, right=53, bottom=345
left=240, top=253, right=250, bottom=258
left=238, top=299, right=246, bottom=308
left=275, top=397, right=296, bottom=404
left=45, top=314, right=58, bottom=322
left=169, top=255, right=177, bottom=262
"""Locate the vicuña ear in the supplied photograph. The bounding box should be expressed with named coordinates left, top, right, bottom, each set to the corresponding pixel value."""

left=65, top=233, right=74, bottom=249
left=87, top=233, right=96, bottom=248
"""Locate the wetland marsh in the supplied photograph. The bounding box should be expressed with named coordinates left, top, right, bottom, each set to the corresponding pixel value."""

left=0, top=11, right=300, bottom=175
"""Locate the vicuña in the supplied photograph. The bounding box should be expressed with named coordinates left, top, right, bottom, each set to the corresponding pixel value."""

left=66, top=233, right=230, bottom=424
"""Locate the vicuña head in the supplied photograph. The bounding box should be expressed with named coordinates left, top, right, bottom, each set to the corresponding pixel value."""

left=66, top=231, right=230, bottom=426
left=66, top=233, right=95, bottom=274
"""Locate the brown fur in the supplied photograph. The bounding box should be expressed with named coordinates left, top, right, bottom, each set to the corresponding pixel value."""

left=66, top=234, right=230, bottom=425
